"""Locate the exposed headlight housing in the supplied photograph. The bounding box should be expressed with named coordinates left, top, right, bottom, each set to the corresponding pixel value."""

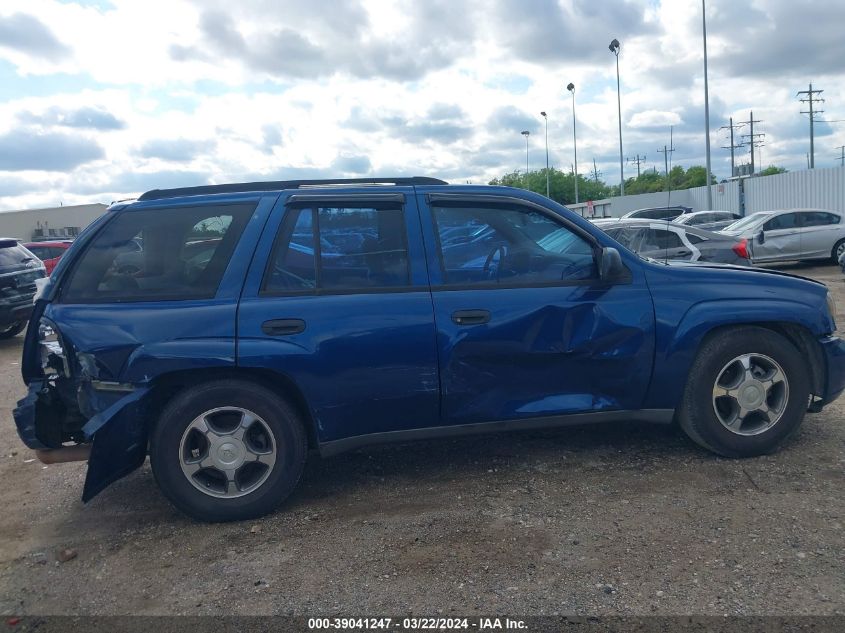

left=38, top=318, right=69, bottom=377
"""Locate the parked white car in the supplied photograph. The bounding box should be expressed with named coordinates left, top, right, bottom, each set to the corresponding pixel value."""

left=720, top=208, right=845, bottom=263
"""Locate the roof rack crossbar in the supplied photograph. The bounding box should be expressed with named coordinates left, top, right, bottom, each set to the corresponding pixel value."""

left=137, top=177, right=448, bottom=202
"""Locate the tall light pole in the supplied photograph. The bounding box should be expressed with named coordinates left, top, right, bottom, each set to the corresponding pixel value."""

left=540, top=112, right=550, bottom=197
left=567, top=83, right=579, bottom=204
left=609, top=38, right=624, bottom=196
left=521, top=130, right=530, bottom=175
left=702, top=0, right=713, bottom=208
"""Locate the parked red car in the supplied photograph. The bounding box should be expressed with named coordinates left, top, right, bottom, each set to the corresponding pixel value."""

left=23, top=241, right=72, bottom=275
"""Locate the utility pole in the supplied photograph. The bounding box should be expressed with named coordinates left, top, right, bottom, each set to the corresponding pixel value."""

left=657, top=145, right=675, bottom=180
left=627, top=154, right=646, bottom=178
left=540, top=112, right=550, bottom=197
left=720, top=117, right=745, bottom=178
left=797, top=83, right=824, bottom=168
left=740, top=111, right=764, bottom=174
left=657, top=126, right=675, bottom=182
left=591, top=158, right=602, bottom=184
left=836, top=146, right=845, bottom=167
left=702, top=0, right=713, bottom=208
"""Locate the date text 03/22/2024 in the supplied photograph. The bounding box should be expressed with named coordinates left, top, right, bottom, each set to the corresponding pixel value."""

left=307, top=618, right=527, bottom=630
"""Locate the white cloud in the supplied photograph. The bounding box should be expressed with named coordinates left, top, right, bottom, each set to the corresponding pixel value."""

left=0, top=0, right=844, bottom=209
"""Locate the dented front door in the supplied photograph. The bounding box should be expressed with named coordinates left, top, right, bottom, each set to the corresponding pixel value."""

left=420, top=194, right=655, bottom=425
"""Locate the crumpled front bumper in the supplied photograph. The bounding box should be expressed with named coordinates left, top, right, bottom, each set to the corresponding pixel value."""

left=13, top=379, right=152, bottom=501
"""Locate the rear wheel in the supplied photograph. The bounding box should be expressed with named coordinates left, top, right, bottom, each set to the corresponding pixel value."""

left=0, top=321, right=26, bottom=339
left=678, top=327, right=810, bottom=457
left=150, top=379, right=308, bottom=522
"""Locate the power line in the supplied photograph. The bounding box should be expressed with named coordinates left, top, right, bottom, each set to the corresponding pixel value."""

left=835, top=145, right=845, bottom=167
left=797, top=83, right=825, bottom=168
left=627, top=154, right=646, bottom=178
left=720, top=117, right=746, bottom=177
left=739, top=111, right=764, bottom=174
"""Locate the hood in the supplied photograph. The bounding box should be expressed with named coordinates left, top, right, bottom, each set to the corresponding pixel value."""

left=653, top=259, right=825, bottom=286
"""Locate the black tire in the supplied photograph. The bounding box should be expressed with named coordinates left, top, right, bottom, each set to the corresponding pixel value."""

left=678, top=326, right=810, bottom=457
left=0, top=321, right=26, bottom=339
left=831, top=239, right=845, bottom=264
left=150, top=379, right=308, bottom=522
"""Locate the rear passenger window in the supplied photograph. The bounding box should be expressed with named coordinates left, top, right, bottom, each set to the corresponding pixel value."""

left=263, top=204, right=410, bottom=294
left=62, top=204, right=254, bottom=303
left=801, top=211, right=840, bottom=227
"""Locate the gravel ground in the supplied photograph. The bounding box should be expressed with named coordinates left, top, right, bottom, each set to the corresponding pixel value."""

left=0, top=262, right=843, bottom=616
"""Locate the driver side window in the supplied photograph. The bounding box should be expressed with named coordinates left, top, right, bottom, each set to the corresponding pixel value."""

left=433, top=205, right=596, bottom=286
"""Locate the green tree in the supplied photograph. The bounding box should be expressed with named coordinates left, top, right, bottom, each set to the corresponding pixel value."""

left=489, top=168, right=611, bottom=206
left=759, top=165, right=787, bottom=176
left=681, top=165, right=716, bottom=188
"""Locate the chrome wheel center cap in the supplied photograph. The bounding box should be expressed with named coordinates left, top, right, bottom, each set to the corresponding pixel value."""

left=213, top=439, right=245, bottom=468
left=739, top=381, right=765, bottom=409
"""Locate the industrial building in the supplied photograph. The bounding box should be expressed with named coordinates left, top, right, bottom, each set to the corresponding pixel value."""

left=0, top=203, right=108, bottom=242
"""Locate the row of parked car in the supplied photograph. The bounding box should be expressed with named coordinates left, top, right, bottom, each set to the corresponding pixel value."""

left=592, top=205, right=845, bottom=267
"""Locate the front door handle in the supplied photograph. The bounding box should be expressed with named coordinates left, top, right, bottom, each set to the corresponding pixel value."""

left=261, top=318, right=306, bottom=336
left=452, top=309, right=491, bottom=326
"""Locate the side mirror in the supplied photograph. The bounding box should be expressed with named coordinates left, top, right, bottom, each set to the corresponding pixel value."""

left=757, top=230, right=765, bottom=244
left=598, top=247, right=627, bottom=282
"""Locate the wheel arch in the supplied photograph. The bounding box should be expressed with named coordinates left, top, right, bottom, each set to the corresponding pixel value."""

left=648, top=298, right=829, bottom=411
left=144, top=366, right=320, bottom=450
left=691, top=321, right=825, bottom=400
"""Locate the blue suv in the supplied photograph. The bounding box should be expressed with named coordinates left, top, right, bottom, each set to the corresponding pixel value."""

left=14, top=177, right=845, bottom=521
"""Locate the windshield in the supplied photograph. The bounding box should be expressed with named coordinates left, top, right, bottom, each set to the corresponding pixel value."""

left=0, top=242, right=37, bottom=268
left=722, top=212, right=771, bottom=232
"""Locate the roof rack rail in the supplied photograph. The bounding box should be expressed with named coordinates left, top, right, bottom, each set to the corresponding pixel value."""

left=137, top=177, right=449, bottom=202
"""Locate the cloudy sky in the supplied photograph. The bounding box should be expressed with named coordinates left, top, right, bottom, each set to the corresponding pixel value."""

left=0, top=0, right=843, bottom=210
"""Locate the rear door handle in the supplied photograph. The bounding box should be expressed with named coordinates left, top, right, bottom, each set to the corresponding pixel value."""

left=451, top=309, right=491, bottom=326
left=261, top=318, right=306, bottom=336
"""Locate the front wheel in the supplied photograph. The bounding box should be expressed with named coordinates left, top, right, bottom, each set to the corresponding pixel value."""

left=832, top=238, right=845, bottom=264
left=150, top=379, right=308, bottom=522
left=0, top=321, right=26, bottom=339
left=678, top=326, right=810, bottom=457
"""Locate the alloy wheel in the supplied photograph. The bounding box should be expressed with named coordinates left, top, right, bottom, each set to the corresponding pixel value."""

left=178, top=406, right=277, bottom=498
left=712, top=353, right=789, bottom=436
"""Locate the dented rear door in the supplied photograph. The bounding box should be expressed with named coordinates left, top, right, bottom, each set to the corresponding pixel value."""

left=419, top=193, right=656, bottom=425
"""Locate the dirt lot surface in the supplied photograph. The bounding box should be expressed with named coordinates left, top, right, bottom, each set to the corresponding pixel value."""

left=0, top=263, right=843, bottom=616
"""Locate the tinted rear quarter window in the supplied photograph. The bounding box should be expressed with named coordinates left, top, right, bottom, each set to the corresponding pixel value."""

left=61, top=203, right=254, bottom=303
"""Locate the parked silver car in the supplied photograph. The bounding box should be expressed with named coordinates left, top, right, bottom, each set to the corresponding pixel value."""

left=720, top=208, right=845, bottom=263
left=599, top=219, right=751, bottom=265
